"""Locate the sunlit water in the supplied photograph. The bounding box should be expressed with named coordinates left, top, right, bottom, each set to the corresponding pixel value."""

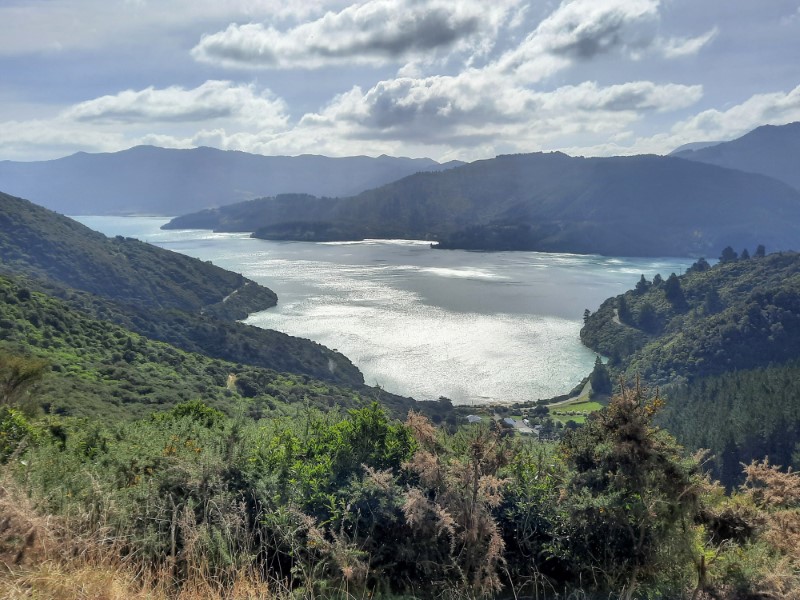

left=76, top=216, right=693, bottom=405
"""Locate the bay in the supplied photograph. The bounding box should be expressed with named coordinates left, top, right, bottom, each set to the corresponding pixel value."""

left=76, top=216, right=693, bottom=405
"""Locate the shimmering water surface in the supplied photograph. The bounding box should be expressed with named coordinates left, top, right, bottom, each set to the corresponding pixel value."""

left=77, top=216, right=693, bottom=405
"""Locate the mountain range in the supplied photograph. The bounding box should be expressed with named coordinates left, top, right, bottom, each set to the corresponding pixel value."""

left=673, top=122, right=800, bottom=191
left=0, top=145, right=462, bottom=216
left=165, top=149, right=800, bottom=257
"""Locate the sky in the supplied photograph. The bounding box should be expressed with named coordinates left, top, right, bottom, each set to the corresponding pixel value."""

left=1, top=0, right=799, bottom=162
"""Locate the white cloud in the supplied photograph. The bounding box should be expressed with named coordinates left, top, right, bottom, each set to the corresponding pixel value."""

left=566, top=85, right=800, bottom=157
left=659, top=27, right=718, bottom=58
left=497, top=0, right=660, bottom=82
left=0, top=81, right=291, bottom=161
left=192, top=0, right=520, bottom=69
left=0, top=0, right=346, bottom=55
left=63, top=81, right=289, bottom=129
left=296, top=74, right=702, bottom=151
left=668, top=84, right=800, bottom=141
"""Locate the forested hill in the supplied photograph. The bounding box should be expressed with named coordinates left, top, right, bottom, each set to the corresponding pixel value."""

left=580, top=250, right=800, bottom=486
left=164, top=152, right=800, bottom=257
left=0, top=191, right=363, bottom=385
left=0, top=191, right=277, bottom=318
left=0, top=145, right=462, bottom=215
left=674, top=121, right=800, bottom=191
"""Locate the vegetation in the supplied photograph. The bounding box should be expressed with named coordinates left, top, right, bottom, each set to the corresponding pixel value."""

left=582, top=250, right=800, bottom=487
left=2, top=380, right=799, bottom=598
left=0, top=274, right=451, bottom=423
left=0, top=192, right=364, bottom=385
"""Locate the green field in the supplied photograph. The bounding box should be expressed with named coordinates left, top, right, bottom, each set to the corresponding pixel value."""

left=549, top=399, right=603, bottom=424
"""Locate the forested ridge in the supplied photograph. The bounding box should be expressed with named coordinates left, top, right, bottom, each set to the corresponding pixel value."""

left=581, top=250, right=800, bottom=487
left=164, top=152, right=800, bottom=257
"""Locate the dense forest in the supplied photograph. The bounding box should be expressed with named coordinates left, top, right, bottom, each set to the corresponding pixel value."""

left=581, top=250, right=800, bottom=488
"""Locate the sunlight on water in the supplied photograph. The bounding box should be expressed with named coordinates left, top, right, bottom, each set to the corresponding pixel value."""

left=75, top=216, right=694, bottom=405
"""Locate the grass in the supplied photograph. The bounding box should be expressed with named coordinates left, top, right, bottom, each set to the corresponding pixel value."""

left=548, top=397, right=604, bottom=425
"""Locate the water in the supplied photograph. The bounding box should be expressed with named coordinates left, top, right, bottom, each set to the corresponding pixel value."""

left=76, top=216, right=693, bottom=405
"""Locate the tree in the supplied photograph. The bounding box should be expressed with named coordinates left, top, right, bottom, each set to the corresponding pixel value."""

left=557, top=382, right=703, bottom=598
left=664, top=273, right=688, bottom=310
left=740, top=248, right=751, bottom=260
left=687, top=257, right=710, bottom=273
left=637, top=301, right=659, bottom=333
left=703, top=288, right=724, bottom=315
left=635, top=275, right=650, bottom=295
left=590, top=356, right=612, bottom=396
left=719, top=246, right=738, bottom=263
left=617, top=296, right=632, bottom=324
left=0, top=351, right=47, bottom=407
left=583, top=308, right=591, bottom=324
left=652, top=274, right=664, bottom=287
left=755, top=244, right=766, bottom=258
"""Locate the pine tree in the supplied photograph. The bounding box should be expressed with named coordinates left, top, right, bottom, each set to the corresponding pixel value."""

left=719, top=246, right=738, bottom=263
left=589, top=356, right=612, bottom=396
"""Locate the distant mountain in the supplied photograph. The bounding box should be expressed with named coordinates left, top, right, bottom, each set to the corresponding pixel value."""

left=668, top=141, right=721, bottom=154
left=0, top=191, right=363, bottom=385
left=165, top=152, right=800, bottom=257
left=0, top=146, right=463, bottom=215
left=674, top=122, right=800, bottom=190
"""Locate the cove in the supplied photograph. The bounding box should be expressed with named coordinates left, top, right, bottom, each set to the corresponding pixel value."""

left=76, top=216, right=693, bottom=405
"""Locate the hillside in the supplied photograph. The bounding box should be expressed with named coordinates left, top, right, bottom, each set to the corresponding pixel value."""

left=0, top=192, right=362, bottom=385
left=0, top=146, right=461, bottom=215
left=675, top=121, right=800, bottom=191
left=165, top=152, right=800, bottom=257
left=0, top=274, right=424, bottom=422
left=580, top=251, right=800, bottom=485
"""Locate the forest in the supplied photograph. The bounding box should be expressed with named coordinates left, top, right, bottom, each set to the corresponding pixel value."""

left=581, top=249, right=800, bottom=488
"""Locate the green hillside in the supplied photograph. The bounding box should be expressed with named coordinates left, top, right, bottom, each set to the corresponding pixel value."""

left=0, top=192, right=362, bottom=385
left=581, top=250, right=800, bottom=485
left=0, top=274, right=391, bottom=421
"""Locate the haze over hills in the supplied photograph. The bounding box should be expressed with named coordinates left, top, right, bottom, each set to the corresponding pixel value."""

left=165, top=151, right=800, bottom=257
left=0, top=145, right=462, bottom=216
left=674, top=121, right=800, bottom=191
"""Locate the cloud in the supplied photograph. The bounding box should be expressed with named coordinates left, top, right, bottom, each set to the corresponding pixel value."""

left=192, top=0, right=520, bottom=69
left=62, top=81, right=289, bottom=129
left=496, top=0, right=660, bottom=82
left=668, top=84, right=800, bottom=141
left=567, top=85, right=800, bottom=157
left=535, top=0, right=659, bottom=59
left=299, top=73, right=702, bottom=147
left=0, top=0, right=346, bottom=55
left=659, top=27, right=718, bottom=58
left=0, top=81, right=291, bottom=161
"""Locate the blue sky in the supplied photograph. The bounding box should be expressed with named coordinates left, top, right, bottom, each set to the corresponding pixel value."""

left=1, top=0, right=799, bottom=161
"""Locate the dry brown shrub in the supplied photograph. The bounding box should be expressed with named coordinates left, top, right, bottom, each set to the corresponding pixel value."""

left=0, top=478, right=66, bottom=568
left=742, top=460, right=800, bottom=509
left=406, top=410, right=438, bottom=449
